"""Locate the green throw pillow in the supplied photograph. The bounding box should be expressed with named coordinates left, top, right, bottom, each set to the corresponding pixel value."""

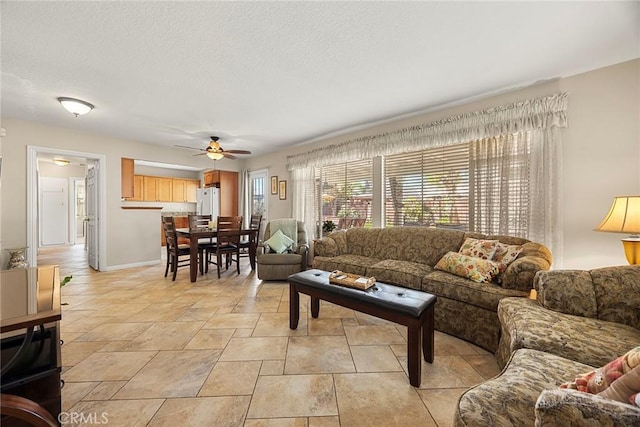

left=264, top=229, right=295, bottom=254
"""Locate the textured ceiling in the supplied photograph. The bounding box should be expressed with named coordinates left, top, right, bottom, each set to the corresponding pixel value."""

left=2, top=1, right=639, bottom=157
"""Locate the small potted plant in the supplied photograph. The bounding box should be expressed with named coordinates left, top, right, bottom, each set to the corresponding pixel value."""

left=322, top=220, right=337, bottom=234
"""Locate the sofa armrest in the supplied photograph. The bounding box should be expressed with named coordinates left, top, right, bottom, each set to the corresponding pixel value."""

left=534, top=270, right=598, bottom=318
left=535, top=389, right=640, bottom=426
left=500, top=243, right=552, bottom=292
left=314, top=236, right=337, bottom=257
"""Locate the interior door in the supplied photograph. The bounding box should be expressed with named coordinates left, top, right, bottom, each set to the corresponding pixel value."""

left=40, top=177, right=68, bottom=246
left=86, top=162, right=99, bottom=270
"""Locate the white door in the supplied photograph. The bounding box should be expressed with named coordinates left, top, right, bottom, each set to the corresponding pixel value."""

left=86, top=162, right=99, bottom=270
left=40, top=177, right=68, bottom=246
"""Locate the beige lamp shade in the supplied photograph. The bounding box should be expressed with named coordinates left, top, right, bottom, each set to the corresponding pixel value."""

left=595, top=196, right=640, bottom=264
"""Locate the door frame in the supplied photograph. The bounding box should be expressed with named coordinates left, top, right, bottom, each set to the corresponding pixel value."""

left=27, top=146, right=107, bottom=269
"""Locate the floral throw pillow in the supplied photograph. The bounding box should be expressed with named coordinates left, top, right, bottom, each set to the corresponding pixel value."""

left=561, top=346, right=640, bottom=406
left=434, top=251, right=500, bottom=283
left=492, top=242, right=523, bottom=274
left=458, top=238, right=499, bottom=260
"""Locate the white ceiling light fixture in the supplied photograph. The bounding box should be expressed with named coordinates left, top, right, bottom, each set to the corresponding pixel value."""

left=206, top=152, right=224, bottom=160
left=53, top=158, right=70, bottom=166
left=57, top=97, right=94, bottom=117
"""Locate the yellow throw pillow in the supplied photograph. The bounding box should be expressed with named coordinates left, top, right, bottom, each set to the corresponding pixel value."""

left=435, top=251, right=500, bottom=283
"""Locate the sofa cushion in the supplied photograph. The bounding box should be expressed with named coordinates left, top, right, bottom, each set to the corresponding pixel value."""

left=496, top=297, right=640, bottom=369
left=459, top=237, right=499, bottom=260
left=257, top=253, right=302, bottom=265
left=455, top=349, right=594, bottom=427
left=366, top=259, right=432, bottom=291
left=423, top=270, right=526, bottom=312
left=434, top=252, right=500, bottom=283
left=344, top=228, right=381, bottom=258
left=312, top=254, right=380, bottom=277
left=590, top=265, right=640, bottom=330
left=372, top=227, right=465, bottom=266
left=535, top=270, right=598, bottom=318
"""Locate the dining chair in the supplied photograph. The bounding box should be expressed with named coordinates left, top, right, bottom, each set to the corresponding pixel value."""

left=0, top=393, right=58, bottom=427
left=162, top=216, right=191, bottom=281
left=208, top=216, right=242, bottom=278
left=188, top=214, right=217, bottom=274
left=239, top=214, right=262, bottom=266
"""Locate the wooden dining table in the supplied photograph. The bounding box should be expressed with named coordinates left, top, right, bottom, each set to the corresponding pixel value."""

left=176, top=227, right=259, bottom=282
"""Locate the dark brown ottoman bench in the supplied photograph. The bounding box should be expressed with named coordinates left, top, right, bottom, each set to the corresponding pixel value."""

left=288, top=269, right=437, bottom=387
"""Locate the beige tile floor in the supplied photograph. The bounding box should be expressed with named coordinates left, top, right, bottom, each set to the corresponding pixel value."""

left=39, top=244, right=500, bottom=427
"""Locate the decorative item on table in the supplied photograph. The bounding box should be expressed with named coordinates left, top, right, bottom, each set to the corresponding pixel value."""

left=6, top=247, right=28, bottom=269
left=208, top=219, right=216, bottom=229
left=329, top=270, right=376, bottom=290
left=594, top=196, right=640, bottom=264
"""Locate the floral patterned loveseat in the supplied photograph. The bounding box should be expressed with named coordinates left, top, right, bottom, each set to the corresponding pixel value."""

left=455, top=265, right=640, bottom=426
left=312, top=227, right=552, bottom=352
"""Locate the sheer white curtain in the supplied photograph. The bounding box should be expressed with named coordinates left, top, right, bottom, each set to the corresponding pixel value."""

left=240, top=169, right=250, bottom=228
left=291, top=167, right=317, bottom=241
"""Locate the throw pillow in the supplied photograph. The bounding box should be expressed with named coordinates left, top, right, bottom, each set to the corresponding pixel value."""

left=492, top=242, right=523, bottom=275
left=434, top=251, right=500, bottom=283
left=598, top=365, right=640, bottom=406
left=561, top=346, right=640, bottom=401
left=458, top=238, right=499, bottom=260
left=264, top=229, right=295, bottom=254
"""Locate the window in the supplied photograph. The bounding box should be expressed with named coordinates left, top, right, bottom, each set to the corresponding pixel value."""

left=385, top=144, right=470, bottom=230
left=249, top=169, right=268, bottom=218
left=316, top=159, right=373, bottom=230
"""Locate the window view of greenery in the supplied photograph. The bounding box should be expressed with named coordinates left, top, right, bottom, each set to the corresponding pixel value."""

left=317, top=159, right=373, bottom=230
left=251, top=176, right=265, bottom=216
left=385, top=143, right=469, bottom=229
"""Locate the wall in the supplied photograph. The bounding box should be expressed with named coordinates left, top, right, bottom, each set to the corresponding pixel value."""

left=0, top=121, right=241, bottom=269
left=244, top=59, right=640, bottom=269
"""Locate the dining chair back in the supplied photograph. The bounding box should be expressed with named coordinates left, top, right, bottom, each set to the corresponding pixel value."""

left=188, top=214, right=217, bottom=274
left=162, top=216, right=191, bottom=281
left=208, top=216, right=243, bottom=278
left=239, top=214, right=262, bottom=266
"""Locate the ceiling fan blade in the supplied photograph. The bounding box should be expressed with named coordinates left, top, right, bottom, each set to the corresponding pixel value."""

left=193, top=152, right=208, bottom=156
left=225, top=150, right=252, bottom=155
left=175, top=145, right=205, bottom=151
left=222, top=153, right=237, bottom=160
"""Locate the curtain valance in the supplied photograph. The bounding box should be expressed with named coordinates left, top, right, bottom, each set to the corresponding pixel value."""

left=287, top=92, right=567, bottom=171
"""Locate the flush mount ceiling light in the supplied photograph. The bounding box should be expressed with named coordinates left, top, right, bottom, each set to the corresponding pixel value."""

left=53, top=159, right=70, bottom=166
left=57, top=97, right=94, bottom=117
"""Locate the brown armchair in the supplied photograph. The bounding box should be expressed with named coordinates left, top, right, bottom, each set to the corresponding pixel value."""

left=257, top=220, right=308, bottom=280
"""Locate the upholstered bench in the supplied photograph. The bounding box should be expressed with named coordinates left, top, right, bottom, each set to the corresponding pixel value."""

left=288, top=269, right=437, bottom=387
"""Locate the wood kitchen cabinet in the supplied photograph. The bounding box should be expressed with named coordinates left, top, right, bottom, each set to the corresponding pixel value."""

left=143, top=176, right=173, bottom=202
left=171, top=179, right=200, bottom=203
left=121, top=157, right=135, bottom=198
left=204, top=170, right=219, bottom=187
left=203, top=169, right=238, bottom=215
left=126, top=175, right=144, bottom=201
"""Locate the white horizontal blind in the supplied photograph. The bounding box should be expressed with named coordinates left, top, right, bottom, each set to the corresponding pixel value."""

left=317, top=159, right=373, bottom=229
left=384, top=144, right=470, bottom=229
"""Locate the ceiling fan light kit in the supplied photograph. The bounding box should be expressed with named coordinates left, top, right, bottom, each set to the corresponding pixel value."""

left=57, top=97, right=94, bottom=117
left=175, top=135, right=252, bottom=160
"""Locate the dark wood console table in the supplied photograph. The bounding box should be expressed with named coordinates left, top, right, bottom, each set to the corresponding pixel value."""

left=1, top=266, right=62, bottom=426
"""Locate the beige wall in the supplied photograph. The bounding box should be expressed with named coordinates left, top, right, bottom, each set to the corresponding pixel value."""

left=245, top=59, right=640, bottom=269
left=1, top=59, right=638, bottom=270
left=0, top=121, right=241, bottom=269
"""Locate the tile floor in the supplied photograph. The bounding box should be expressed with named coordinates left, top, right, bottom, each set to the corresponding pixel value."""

left=39, top=244, right=500, bottom=426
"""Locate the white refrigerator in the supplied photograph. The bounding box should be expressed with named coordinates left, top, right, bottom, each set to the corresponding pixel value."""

left=196, top=188, right=220, bottom=218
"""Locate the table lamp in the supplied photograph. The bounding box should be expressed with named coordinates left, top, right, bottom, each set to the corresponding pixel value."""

left=594, top=196, right=640, bottom=264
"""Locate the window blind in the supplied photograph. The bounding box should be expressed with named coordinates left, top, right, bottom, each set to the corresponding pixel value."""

left=317, top=159, right=373, bottom=229
left=384, top=144, right=470, bottom=229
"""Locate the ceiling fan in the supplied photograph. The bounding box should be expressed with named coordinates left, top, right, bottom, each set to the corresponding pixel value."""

left=176, top=136, right=252, bottom=160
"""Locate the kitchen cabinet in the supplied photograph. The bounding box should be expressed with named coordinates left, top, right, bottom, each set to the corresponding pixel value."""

left=204, top=170, right=219, bottom=187
left=203, top=170, right=238, bottom=215
left=143, top=176, right=173, bottom=202
left=171, top=179, right=200, bottom=203
left=121, top=157, right=135, bottom=198
left=126, top=175, right=144, bottom=201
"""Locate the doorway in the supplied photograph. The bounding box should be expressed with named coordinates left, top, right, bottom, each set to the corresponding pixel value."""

left=27, top=146, right=107, bottom=271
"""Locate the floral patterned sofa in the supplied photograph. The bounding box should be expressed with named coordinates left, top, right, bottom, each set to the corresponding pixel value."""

left=312, top=227, right=552, bottom=352
left=455, top=265, right=640, bottom=426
